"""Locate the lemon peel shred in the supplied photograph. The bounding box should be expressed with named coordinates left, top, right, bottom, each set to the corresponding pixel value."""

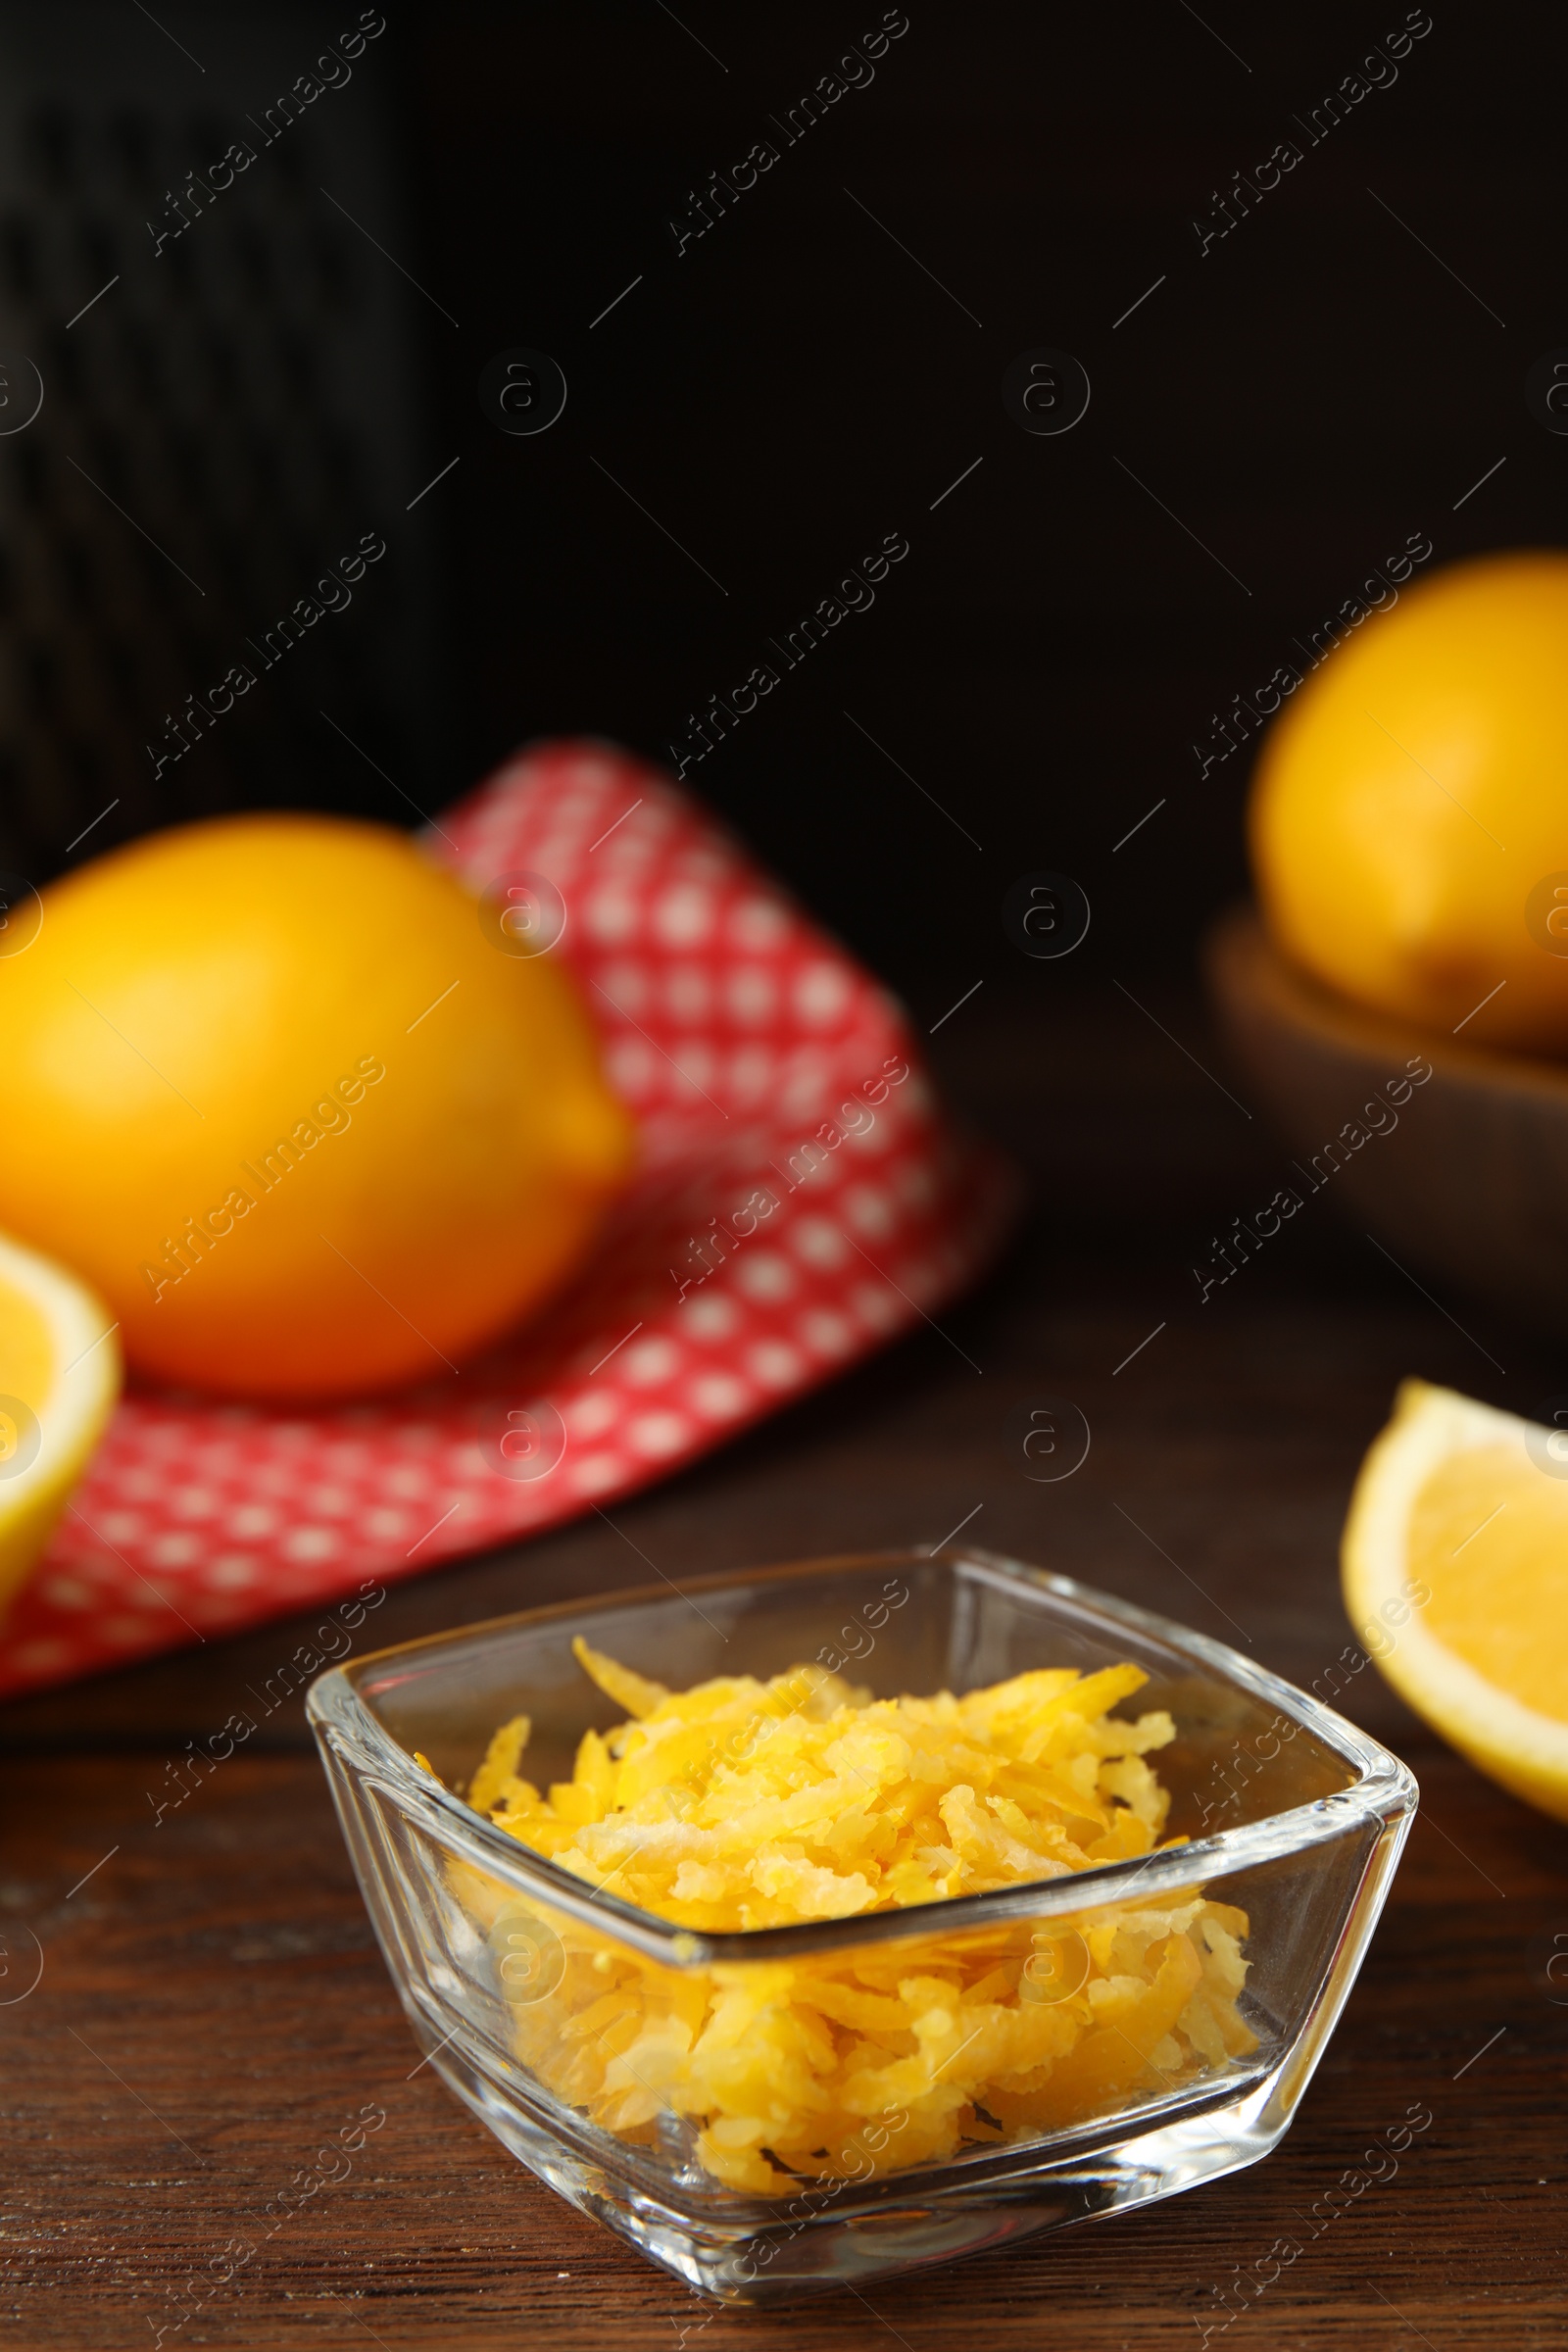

left=571, top=1636, right=671, bottom=1722
left=458, top=1645, right=1254, bottom=2194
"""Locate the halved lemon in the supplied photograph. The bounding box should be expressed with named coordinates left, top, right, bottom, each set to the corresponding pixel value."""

left=0, top=1231, right=122, bottom=1618
left=1343, top=1378, right=1568, bottom=1823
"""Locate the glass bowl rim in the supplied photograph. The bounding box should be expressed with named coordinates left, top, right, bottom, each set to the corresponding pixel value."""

left=306, top=1544, right=1418, bottom=1965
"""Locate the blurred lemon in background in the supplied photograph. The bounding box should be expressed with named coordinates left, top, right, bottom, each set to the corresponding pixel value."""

left=0, top=1231, right=120, bottom=1611
left=1250, top=550, right=1568, bottom=1054
left=0, top=815, right=633, bottom=1398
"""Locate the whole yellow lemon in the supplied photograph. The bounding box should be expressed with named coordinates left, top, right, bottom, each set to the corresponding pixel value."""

left=1250, top=549, right=1568, bottom=1053
left=0, top=815, right=634, bottom=1398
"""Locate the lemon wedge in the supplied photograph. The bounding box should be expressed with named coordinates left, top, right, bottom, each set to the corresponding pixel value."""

left=0, top=1230, right=121, bottom=1617
left=1343, top=1378, right=1568, bottom=1823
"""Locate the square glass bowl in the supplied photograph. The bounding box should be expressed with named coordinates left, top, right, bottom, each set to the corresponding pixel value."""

left=306, top=1548, right=1416, bottom=2301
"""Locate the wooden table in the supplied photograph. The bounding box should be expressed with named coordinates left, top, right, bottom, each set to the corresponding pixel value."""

left=5, top=982, right=1564, bottom=2349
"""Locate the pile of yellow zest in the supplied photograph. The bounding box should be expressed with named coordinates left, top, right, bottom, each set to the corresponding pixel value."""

left=456, top=1639, right=1254, bottom=2196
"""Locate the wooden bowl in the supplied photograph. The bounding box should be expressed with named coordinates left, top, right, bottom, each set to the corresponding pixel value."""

left=1203, top=906, right=1568, bottom=1340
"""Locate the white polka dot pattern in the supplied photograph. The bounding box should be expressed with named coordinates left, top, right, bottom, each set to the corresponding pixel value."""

left=0, top=741, right=1018, bottom=1698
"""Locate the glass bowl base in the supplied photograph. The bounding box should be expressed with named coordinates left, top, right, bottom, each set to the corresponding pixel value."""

left=422, top=2019, right=1284, bottom=2303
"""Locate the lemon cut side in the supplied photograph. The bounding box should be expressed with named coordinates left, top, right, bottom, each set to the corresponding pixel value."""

left=1343, top=1378, right=1568, bottom=1824
left=0, top=1231, right=122, bottom=1617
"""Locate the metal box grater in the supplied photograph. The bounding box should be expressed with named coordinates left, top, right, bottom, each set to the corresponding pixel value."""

left=0, top=0, right=439, bottom=884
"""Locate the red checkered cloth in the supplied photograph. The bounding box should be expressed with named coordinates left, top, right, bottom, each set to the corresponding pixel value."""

left=0, top=742, right=1019, bottom=1697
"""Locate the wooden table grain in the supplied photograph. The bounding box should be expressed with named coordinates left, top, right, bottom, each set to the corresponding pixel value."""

left=5, top=982, right=1565, bottom=2350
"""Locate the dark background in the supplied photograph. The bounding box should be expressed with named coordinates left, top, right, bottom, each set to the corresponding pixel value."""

left=2, top=0, right=1558, bottom=1025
